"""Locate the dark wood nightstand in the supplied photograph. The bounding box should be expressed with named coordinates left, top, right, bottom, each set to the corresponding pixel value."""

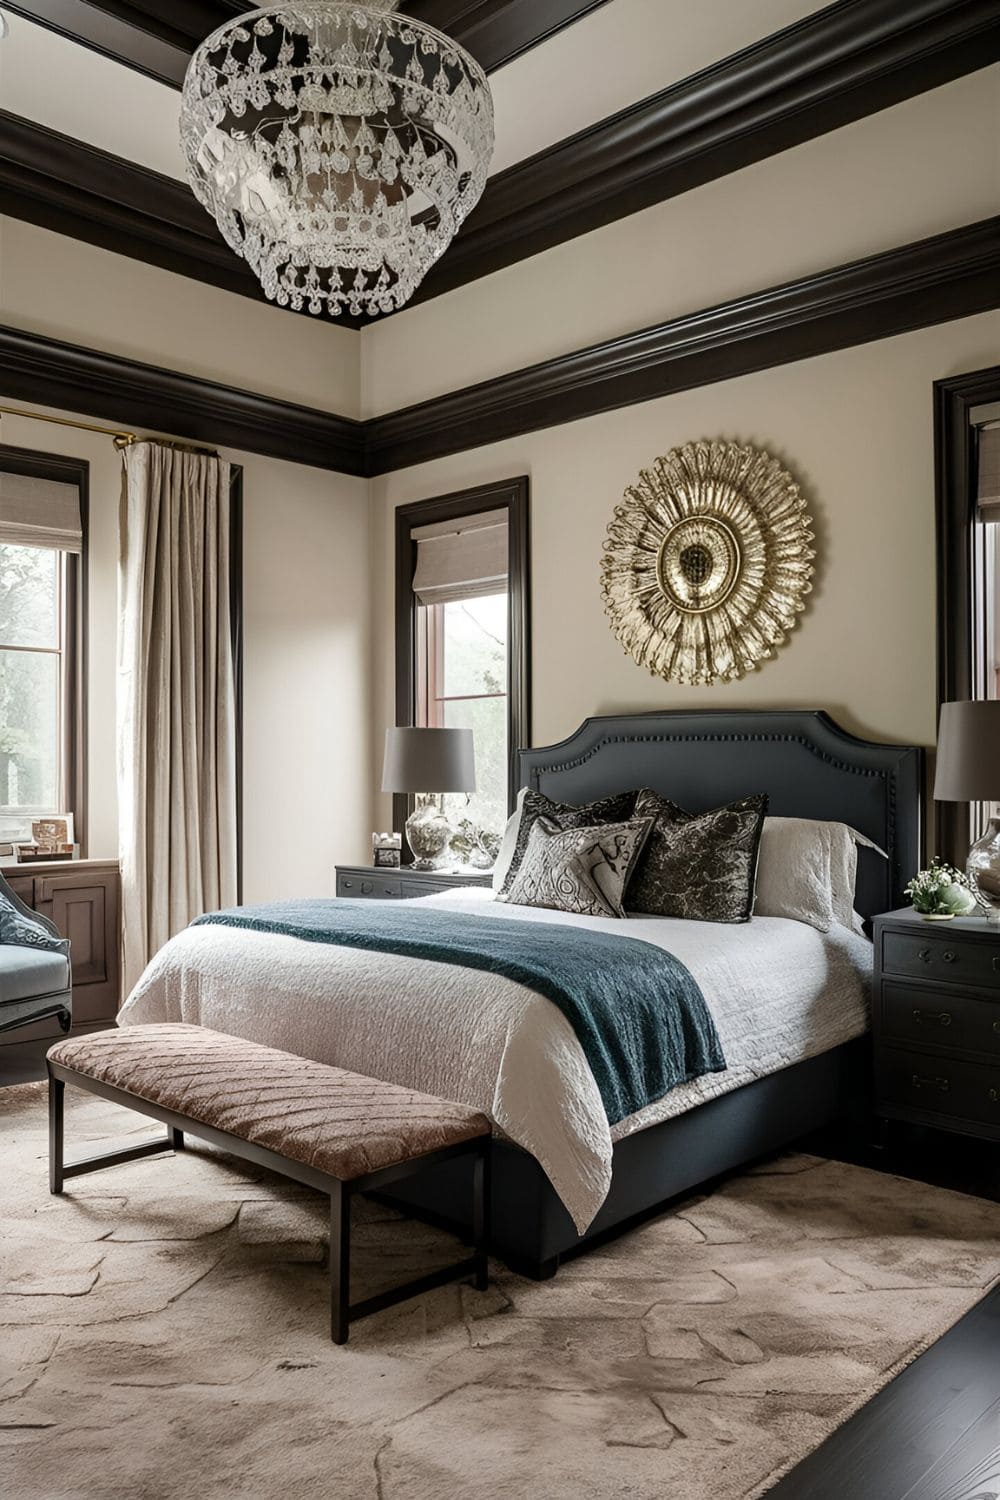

left=335, top=865, right=493, bottom=901
left=873, top=907, right=1000, bottom=1144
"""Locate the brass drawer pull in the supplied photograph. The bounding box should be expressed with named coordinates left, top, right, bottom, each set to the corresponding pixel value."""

left=918, top=948, right=932, bottom=963
left=911, top=1073, right=950, bottom=1093
left=991, top=1088, right=999, bottom=1103
left=342, top=879, right=353, bottom=890
left=942, top=951, right=957, bottom=964
left=993, top=1021, right=1000, bottom=1036
left=911, top=1008, right=952, bottom=1027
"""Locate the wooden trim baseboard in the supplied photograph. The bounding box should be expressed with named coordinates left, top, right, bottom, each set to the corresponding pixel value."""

left=367, top=214, right=1000, bottom=474
left=2, top=2, right=997, bottom=318
left=2, top=217, right=998, bottom=479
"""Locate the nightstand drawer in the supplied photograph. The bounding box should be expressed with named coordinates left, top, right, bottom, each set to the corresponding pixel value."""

left=881, top=930, right=1000, bottom=989
left=337, top=874, right=402, bottom=900
left=879, top=980, right=1000, bottom=1059
left=876, top=1047, right=1000, bottom=1130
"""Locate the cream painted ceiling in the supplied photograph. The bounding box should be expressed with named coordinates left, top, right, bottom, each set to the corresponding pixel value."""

left=0, top=0, right=832, bottom=184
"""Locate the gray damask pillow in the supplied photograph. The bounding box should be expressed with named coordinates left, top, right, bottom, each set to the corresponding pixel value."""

left=499, top=816, right=653, bottom=920
left=626, top=790, right=768, bottom=923
left=498, top=788, right=638, bottom=897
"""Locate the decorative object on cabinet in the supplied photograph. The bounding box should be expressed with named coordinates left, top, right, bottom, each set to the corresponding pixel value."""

left=600, top=440, right=815, bottom=686
left=336, top=866, right=492, bottom=901
left=382, top=727, right=476, bottom=871
left=372, top=832, right=402, bottom=870
left=904, top=857, right=979, bottom=922
left=181, top=2, right=494, bottom=321
left=0, top=858, right=121, bottom=1041
left=873, top=906, right=1000, bottom=1145
left=934, top=699, right=1000, bottom=920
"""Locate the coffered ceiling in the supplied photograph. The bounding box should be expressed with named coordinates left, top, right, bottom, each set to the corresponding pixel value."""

left=1, top=0, right=998, bottom=329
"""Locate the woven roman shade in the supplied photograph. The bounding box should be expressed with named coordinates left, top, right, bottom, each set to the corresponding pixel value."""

left=412, top=508, right=508, bottom=606
left=977, top=423, right=1000, bottom=521
left=0, top=471, right=83, bottom=552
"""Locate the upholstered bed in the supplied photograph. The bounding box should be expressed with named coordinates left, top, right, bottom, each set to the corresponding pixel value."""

left=119, top=709, right=922, bottom=1277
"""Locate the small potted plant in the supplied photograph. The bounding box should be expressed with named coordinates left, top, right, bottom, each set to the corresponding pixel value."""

left=905, top=857, right=980, bottom=921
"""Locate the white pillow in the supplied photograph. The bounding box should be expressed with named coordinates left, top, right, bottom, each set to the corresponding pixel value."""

left=754, top=817, right=886, bottom=932
left=492, top=787, right=527, bottom=891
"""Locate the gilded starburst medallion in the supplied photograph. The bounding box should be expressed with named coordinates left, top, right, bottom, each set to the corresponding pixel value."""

left=601, top=441, right=815, bottom=686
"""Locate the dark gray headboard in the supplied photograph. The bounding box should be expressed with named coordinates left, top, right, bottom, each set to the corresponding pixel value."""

left=518, top=710, right=923, bottom=920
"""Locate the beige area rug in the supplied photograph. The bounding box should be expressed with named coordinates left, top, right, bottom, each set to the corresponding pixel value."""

left=2, top=1082, right=1000, bottom=1500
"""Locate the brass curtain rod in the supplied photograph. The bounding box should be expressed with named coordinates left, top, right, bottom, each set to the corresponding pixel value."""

left=0, top=405, right=218, bottom=456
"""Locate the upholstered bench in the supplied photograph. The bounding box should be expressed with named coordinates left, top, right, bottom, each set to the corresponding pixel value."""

left=46, top=1023, right=491, bottom=1343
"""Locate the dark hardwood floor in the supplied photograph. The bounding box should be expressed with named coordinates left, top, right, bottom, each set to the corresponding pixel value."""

left=2, top=1045, right=997, bottom=1495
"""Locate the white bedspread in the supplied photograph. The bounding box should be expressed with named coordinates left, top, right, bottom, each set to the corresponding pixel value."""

left=118, top=890, right=872, bottom=1232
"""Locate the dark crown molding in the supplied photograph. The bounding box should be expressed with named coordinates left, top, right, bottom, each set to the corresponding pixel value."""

left=2, top=217, right=997, bottom=480
left=0, top=326, right=366, bottom=476
left=366, top=215, right=1000, bottom=474
left=414, top=0, right=1000, bottom=307
left=1, top=0, right=608, bottom=85
left=1, top=1, right=997, bottom=322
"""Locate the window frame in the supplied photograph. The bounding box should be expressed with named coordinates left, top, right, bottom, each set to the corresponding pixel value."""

left=0, top=444, right=88, bottom=855
left=934, top=364, right=1000, bottom=864
left=394, top=477, right=530, bottom=842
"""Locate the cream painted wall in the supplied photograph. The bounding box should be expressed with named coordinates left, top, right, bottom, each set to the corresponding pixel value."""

left=0, top=403, right=372, bottom=898
left=369, top=313, right=1000, bottom=830
left=363, top=67, right=1000, bottom=414
left=0, top=219, right=361, bottom=418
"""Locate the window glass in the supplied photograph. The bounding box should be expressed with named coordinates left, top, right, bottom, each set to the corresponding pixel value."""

left=0, top=543, right=65, bottom=841
left=418, top=591, right=508, bottom=843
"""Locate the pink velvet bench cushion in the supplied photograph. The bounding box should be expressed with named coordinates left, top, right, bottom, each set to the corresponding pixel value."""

left=48, top=1023, right=491, bottom=1181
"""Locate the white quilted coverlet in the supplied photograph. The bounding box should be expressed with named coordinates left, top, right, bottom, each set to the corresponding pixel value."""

left=119, top=889, right=872, bottom=1232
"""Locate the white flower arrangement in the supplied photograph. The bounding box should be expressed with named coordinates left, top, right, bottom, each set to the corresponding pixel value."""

left=905, top=857, right=979, bottom=919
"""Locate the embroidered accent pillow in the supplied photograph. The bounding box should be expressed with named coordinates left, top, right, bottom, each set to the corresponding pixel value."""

left=0, top=893, right=64, bottom=951
left=754, top=817, right=887, bottom=932
left=626, top=791, right=768, bottom=923
left=498, top=789, right=639, bottom=896
left=499, top=816, right=653, bottom=919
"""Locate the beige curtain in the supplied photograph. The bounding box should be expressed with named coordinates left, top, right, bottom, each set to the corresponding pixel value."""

left=118, top=442, right=238, bottom=994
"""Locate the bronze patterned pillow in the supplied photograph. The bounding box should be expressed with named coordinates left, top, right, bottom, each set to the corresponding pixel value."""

left=499, top=817, right=653, bottom=919
left=626, top=791, right=768, bottom=923
left=498, top=788, right=639, bottom=896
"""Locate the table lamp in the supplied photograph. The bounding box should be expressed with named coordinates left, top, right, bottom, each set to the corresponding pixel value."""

left=382, top=727, right=476, bottom=871
left=934, top=699, right=1000, bottom=920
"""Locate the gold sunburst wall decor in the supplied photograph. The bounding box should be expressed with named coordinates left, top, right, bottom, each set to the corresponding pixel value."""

left=600, top=440, right=816, bottom=686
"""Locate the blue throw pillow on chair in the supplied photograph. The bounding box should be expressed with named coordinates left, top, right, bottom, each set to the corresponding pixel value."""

left=0, top=894, right=65, bottom=952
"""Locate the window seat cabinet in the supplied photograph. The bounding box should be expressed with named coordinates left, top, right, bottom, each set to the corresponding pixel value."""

left=0, top=859, right=121, bottom=1042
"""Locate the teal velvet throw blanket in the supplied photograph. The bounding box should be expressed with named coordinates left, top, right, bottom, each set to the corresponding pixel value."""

left=192, top=900, right=726, bottom=1125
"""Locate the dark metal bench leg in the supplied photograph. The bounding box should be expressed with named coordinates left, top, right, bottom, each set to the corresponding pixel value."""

left=170, top=1127, right=185, bottom=1151
left=49, top=1075, right=65, bottom=1196
left=330, top=1181, right=351, bottom=1345
left=473, top=1142, right=490, bottom=1292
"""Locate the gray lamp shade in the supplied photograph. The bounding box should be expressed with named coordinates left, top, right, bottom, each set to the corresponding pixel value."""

left=934, top=700, right=1000, bottom=802
left=382, top=727, right=476, bottom=795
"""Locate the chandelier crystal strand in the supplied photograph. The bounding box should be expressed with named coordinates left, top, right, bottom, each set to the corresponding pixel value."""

left=180, top=1, right=494, bottom=319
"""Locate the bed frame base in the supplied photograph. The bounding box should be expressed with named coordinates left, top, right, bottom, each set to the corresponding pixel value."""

left=375, top=1040, right=868, bottom=1278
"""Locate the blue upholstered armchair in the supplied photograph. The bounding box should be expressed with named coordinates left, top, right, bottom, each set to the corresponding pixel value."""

left=0, top=869, right=72, bottom=1036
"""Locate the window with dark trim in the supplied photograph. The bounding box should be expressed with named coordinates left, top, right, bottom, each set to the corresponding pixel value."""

left=934, top=364, right=1000, bottom=864
left=394, top=478, right=530, bottom=846
left=0, top=446, right=88, bottom=855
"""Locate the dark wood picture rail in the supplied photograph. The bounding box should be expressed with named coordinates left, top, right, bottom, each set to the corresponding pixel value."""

left=1, top=215, right=998, bottom=478
left=2, top=0, right=609, bottom=85
left=1, top=1, right=997, bottom=319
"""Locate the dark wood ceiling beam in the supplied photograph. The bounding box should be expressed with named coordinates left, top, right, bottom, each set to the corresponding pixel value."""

left=366, top=215, right=1000, bottom=474
left=0, top=325, right=367, bottom=475
left=1, top=0, right=607, bottom=86
left=0, top=112, right=367, bottom=329
left=414, top=0, right=1000, bottom=305
left=1, top=218, right=997, bottom=478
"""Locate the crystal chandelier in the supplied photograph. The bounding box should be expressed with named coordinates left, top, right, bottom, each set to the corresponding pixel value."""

left=180, top=2, right=494, bottom=319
